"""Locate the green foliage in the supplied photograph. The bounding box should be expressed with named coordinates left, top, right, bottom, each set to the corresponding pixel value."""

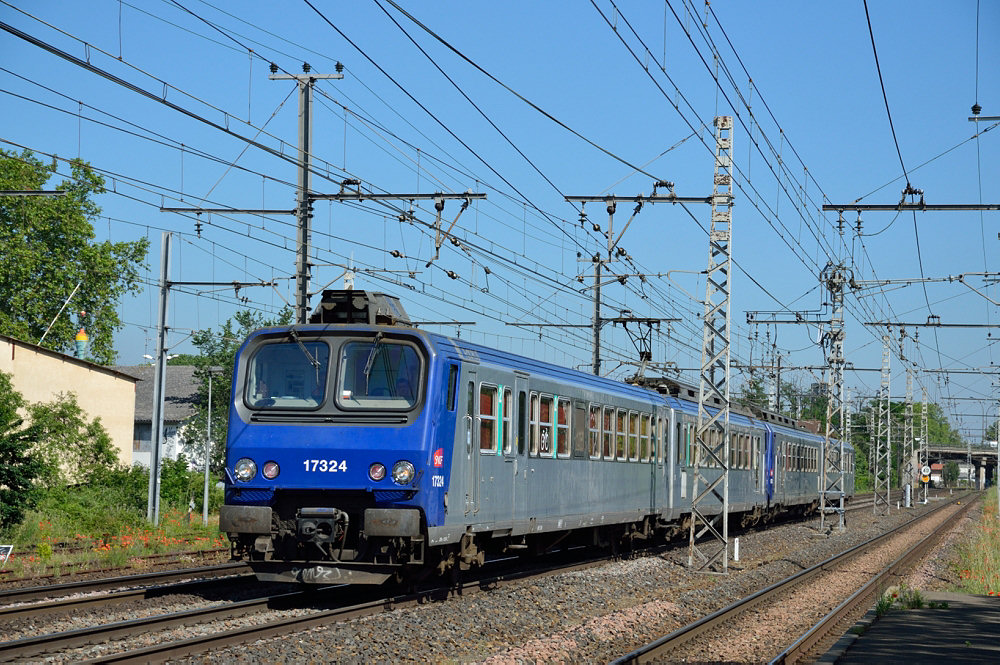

left=27, top=392, right=117, bottom=488
left=877, top=584, right=928, bottom=615
left=0, top=149, right=148, bottom=364
left=0, top=371, right=44, bottom=529
left=35, top=542, right=52, bottom=561
left=736, top=376, right=768, bottom=411
left=179, top=307, right=292, bottom=473
left=875, top=591, right=893, bottom=617
left=944, top=461, right=960, bottom=486
left=0, top=466, right=148, bottom=547
left=953, top=492, right=1000, bottom=595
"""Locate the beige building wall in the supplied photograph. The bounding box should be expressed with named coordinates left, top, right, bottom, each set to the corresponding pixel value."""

left=0, top=334, right=137, bottom=466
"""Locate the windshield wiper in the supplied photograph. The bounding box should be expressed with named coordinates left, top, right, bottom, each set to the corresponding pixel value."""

left=363, top=331, right=385, bottom=393
left=288, top=328, right=321, bottom=383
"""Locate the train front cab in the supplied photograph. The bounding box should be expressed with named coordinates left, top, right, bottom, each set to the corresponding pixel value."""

left=219, top=324, right=455, bottom=585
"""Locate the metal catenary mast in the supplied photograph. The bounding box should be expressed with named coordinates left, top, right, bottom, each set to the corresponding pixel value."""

left=688, top=116, right=733, bottom=573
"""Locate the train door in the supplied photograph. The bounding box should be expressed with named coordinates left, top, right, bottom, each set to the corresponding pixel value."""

left=764, top=426, right=775, bottom=504
left=653, top=410, right=668, bottom=516
left=775, top=435, right=786, bottom=505
left=511, top=377, right=529, bottom=524
left=476, top=379, right=509, bottom=526
left=678, top=416, right=692, bottom=509
left=464, top=371, right=479, bottom=516
left=666, top=408, right=677, bottom=516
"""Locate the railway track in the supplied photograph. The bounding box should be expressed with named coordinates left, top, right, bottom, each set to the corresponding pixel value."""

left=0, top=490, right=955, bottom=663
left=0, top=547, right=229, bottom=587
left=0, top=562, right=246, bottom=605
left=0, top=547, right=632, bottom=663
left=610, top=491, right=973, bottom=664
left=0, top=567, right=253, bottom=626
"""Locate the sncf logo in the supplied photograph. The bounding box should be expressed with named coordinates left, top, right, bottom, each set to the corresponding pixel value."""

left=433, top=448, right=445, bottom=468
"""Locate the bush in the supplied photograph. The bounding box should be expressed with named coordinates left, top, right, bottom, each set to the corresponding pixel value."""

left=0, top=371, right=44, bottom=529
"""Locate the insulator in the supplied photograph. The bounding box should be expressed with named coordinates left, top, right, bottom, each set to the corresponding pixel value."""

left=335, top=61, right=344, bottom=73
left=483, top=266, right=491, bottom=274
left=972, top=102, right=982, bottom=115
left=302, top=62, right=311, bottom=73
left=269, top=62, right=278, bottom=74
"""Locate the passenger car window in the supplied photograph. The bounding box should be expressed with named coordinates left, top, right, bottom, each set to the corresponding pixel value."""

left=589, top=405, right=601, bottom=459
left=539, top=395, right=554, bottom=455
left=556, top=399, right=570, bottom=457
left=480, top=384, right=497, bottom=452
left=603, top=407, right=614, bottom=460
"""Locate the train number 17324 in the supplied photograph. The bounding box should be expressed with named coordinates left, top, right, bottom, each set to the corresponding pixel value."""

left=303, top=459, right=347, bottom=472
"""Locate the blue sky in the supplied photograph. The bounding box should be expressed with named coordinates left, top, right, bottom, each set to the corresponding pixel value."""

left=2, top=1, right=998, bottom=436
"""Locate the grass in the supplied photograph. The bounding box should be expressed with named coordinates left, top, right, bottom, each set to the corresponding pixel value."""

left=1, top=507, right=227, bottom=578
left=875, top=583, right=948, bottom=618
left=953, top=490, right=1000, bottom=596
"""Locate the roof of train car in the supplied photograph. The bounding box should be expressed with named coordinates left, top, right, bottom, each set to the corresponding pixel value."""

left=666, top=395, right=762, bottom=428
left=240, top=323, right=853, bottom=454
left=242, top=322, right=668, bottom=405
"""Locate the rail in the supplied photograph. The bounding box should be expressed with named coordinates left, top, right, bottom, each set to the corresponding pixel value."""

left=611, top=492, right=972, bottom=664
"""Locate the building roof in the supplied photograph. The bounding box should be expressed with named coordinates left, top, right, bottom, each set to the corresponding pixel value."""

left=113, top=364, right=201, bottom=424
left=0, top=333, right=139, bottom=383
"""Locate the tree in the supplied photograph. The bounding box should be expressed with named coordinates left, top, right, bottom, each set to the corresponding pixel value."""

left=179, top=307, right=293, bottom=474
left=735, top=376, right=768, bottom=411
left=943, top=460, right=960, bottom=487
left=0, top=149, right=148, bottom=364
left=28, top=392, right=118, bottom=488
left=0, top=371, right=44, bottom=529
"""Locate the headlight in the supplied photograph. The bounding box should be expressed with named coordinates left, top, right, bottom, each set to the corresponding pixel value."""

left=369, top=463, right=386, bottom=482
left=233, top=458, right=257, bottom=482
left=262, top=461, right=280, bottom=480
left=391, top=460, right=415, bottom=485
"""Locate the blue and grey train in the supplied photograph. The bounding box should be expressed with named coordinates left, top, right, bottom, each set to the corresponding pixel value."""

left=219, top=291, right=855, bottom=584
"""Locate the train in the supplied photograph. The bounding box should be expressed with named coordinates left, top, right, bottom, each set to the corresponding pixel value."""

left=219, top=290, right=855, bottom=584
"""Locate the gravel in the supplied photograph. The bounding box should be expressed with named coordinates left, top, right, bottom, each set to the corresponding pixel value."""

left=0, top=494, right=976, bottom=664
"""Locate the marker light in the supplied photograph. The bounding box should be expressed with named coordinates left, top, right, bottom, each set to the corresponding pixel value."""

left=369, top=463, right=386, bottom=482
left=233, top=458, right=257, bottom=482
left=262, top=461, right=280, bottom=479
left=391, top=460, right=415, bottom=486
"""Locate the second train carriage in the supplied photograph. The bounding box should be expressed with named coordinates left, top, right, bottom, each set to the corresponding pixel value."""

left=219, top=290, right=855, bottom=584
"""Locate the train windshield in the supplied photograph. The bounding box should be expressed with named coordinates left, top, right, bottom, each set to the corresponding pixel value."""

left=246, top=341, right=330, bottom=409
left=337, top=338, right=422, bottom=409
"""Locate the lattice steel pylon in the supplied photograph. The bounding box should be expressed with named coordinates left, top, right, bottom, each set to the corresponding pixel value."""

left=820, top=263, right=847, bottom=531
left=874, top=335, right=892, bottom=515
left=904, top=366, right=915, bottom=505
left=920, top=386, right=929, bottom=503
left=688, top=116, right=733, bottom=574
